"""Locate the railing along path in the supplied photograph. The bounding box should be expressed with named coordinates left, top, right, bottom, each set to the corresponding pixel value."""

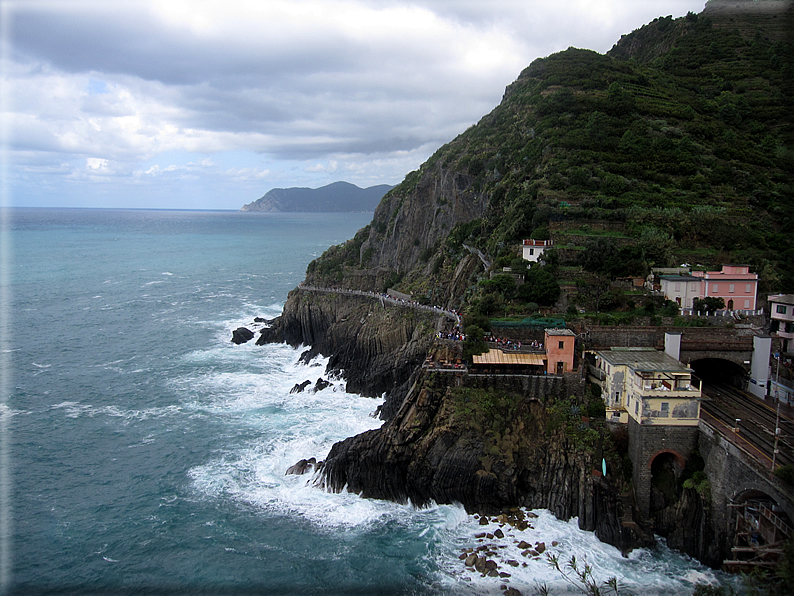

left=297, top=283, right=461, bottom=325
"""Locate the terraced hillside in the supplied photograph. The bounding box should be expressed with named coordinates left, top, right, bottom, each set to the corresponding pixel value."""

left=304, top=0, right=793, bottom=312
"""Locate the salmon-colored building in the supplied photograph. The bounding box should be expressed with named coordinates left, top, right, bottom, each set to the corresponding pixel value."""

left=659, top=264, right=758, bottom=311
left=692, top=264, right=758, bottom=311
left=545, top=328, right=575, bottom=375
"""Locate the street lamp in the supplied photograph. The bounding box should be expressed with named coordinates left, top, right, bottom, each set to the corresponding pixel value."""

left=734, top=419, right=741, bottom=436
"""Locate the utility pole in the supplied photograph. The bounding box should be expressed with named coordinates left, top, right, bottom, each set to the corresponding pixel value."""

left=772, top=401, right=781, bottom=472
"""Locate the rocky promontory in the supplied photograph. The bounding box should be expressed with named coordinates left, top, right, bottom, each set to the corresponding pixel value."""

left=315, top=360, right=650, bottom=554
left=257, top=288, right=441, bottom=417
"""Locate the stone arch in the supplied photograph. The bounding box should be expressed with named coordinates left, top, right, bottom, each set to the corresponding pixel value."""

left=732, top=486, right=794, bottom=526
left=729, top=487, right=794, bottom=565
left=647, top=449, right=686, bottom=470
left=690, top=357, right=749, bottom=388
left=649, top=451, right=686, bottom=515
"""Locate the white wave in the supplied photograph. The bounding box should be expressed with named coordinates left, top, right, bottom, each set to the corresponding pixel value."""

left=184, top=342, right=404, bottom=531
left=162, top=272, right=173, bottom=276
left=32, top=362, right=51, bottom=369
left=49, top=400, right=182, bottom=422
left=427, top=509, right=728, bottom=595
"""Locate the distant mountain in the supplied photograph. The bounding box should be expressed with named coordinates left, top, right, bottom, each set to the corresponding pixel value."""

left=240, top=181, right=394, bottom=212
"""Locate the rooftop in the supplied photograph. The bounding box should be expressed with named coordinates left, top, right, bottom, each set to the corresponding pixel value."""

left=472, top=350, right=546, bottom=366
left=594, top=347, right=693, bottom=373
left=769, top=294, right=794, bottom=305
left=546, top=328, right=574, bottom=336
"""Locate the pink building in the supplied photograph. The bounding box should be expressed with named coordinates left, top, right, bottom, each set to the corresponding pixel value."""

left=545, top=328, right=575, bottom=375
left=692, top=265, right=758, bottom=311
left=660, top=265, right=758, bottom=311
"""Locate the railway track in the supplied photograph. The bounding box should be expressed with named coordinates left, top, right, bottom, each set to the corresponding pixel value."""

left=701, top=382, right=794, bottom=469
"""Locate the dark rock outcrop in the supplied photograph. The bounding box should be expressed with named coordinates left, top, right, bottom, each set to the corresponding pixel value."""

left=290, top=380, right=312, bottom=394
left=258, top=290, right=439, bottom=416
left=312, top=378, right=332, bottom=392
left=315, top=368, right=651, bottom=554
left=231, top=327, right=255, bottom=344
left=285, top=457, right=319, bottom=475
left=654, top=487, right=722, bottom=567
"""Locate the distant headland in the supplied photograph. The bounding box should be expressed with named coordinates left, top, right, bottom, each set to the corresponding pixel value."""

left=240, top=181, right=393, bottom=213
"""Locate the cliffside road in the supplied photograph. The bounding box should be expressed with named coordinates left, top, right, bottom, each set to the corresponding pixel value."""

left=296, top=283, right=461, bottom=325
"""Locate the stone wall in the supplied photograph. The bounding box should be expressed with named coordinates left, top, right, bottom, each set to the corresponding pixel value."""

left=627, top=418, right=700, bottom=518
left=699, top=421, right=794, bottom=551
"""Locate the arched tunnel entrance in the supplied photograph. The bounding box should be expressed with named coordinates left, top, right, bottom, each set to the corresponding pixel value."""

left=690, top=358, right=748, bottom=389
left=724, top=489, right=793, bottom=572
left=649, top=451, right=686, bottom=517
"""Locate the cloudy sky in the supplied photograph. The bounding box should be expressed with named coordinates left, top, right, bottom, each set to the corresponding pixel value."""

left=1, top=0, right=706, bottom=210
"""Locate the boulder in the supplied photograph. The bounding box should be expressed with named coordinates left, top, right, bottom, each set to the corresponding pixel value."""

left=290, top=380, right=312, bottom=394
left=285, top=457, right=317, bottom=475
left=312, top=378, right=332, bottom=392
left=231, top=327, right=255, bottom=344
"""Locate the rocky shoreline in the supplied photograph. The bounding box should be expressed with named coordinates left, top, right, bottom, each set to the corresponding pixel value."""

left=253, top=292, right=654, bottom=557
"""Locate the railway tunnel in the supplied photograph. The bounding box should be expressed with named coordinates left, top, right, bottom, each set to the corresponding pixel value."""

left=690, top=357, right=749, bottom=389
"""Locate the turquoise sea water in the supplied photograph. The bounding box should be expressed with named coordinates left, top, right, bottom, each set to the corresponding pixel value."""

left=4, top=208, right=735, bottom=595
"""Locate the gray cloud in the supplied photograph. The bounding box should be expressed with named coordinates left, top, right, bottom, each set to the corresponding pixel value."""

left=3, top=0, right=707, bottom=208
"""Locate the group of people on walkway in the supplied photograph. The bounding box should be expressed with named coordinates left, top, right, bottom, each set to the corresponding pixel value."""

left=437, top=325, right=466, bottom=341
left=485, top=336, right=544, bottom=351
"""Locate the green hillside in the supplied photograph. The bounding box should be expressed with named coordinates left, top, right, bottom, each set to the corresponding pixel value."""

left=305, top=0, right=793, bottom=312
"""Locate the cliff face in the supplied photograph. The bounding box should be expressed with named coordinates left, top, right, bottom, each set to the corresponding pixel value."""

left=257, top=290, right=439, bottom=410
left=316, top=369, right=651, bottom=554
left=654, top=487, right=723, bottom=568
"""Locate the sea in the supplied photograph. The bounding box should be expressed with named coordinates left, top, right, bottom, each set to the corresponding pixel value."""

left=2, top=207, right=740, bottom=595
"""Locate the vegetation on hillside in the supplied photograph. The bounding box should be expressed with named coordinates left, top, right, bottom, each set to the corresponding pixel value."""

left=306, top=1, right=794, bottom=316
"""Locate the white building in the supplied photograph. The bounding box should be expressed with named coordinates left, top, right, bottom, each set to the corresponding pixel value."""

left=522, top=239, right=553, bottom=263
left=769, top=294, right=794, bottom=356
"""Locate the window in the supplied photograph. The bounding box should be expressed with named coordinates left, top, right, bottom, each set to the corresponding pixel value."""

left=712, top=283, right=719, bottom=293
left=777, top=305, right=788, bottom=314
left=615, top=392, right=620, bottom=404
left=745, top=284, right=751, bottom=293
left=675, top=282, right=681, bottom=292
left=529, top=248, right=534, bottom=255
left=635, top=401, right=639, bottom=415
left=729, top=284, right=735, bottom=293
left=744, top=300, right=750, bottom=309
left=558, top=341, right=565, bottom=349
left=661, top=402, right=669, bottom=417
left=691, top=283, right=698, bottom=291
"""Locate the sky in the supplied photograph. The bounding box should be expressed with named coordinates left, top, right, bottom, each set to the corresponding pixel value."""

left=1, top=0, right=708, bottom=210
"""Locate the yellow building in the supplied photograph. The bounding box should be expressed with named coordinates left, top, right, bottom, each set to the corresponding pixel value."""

left=591, top=347, right=701, bottom=426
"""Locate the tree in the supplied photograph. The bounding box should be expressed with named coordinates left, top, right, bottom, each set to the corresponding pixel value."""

left=518, top=265, right=560, bottom=306
left=693, top=297, right=725, bottom=313
left=639, top=227, right=674, bottom=267
left=579, top=238, right=618, bottom=275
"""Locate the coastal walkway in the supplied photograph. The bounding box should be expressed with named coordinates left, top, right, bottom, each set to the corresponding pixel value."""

left=296, top=283, right=461, bottom=325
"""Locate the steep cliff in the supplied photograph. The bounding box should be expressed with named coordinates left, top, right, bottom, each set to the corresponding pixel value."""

left=301, top=0, right=793, bottom=302
left=654, top=487, right=722, bottom=568
left=316, top=367, right=651, bottom=553
left=257, top=289, right=440, bottom=411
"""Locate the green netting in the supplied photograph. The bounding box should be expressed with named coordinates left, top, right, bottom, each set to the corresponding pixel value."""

left=490, top=317, right=566, bottom=329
